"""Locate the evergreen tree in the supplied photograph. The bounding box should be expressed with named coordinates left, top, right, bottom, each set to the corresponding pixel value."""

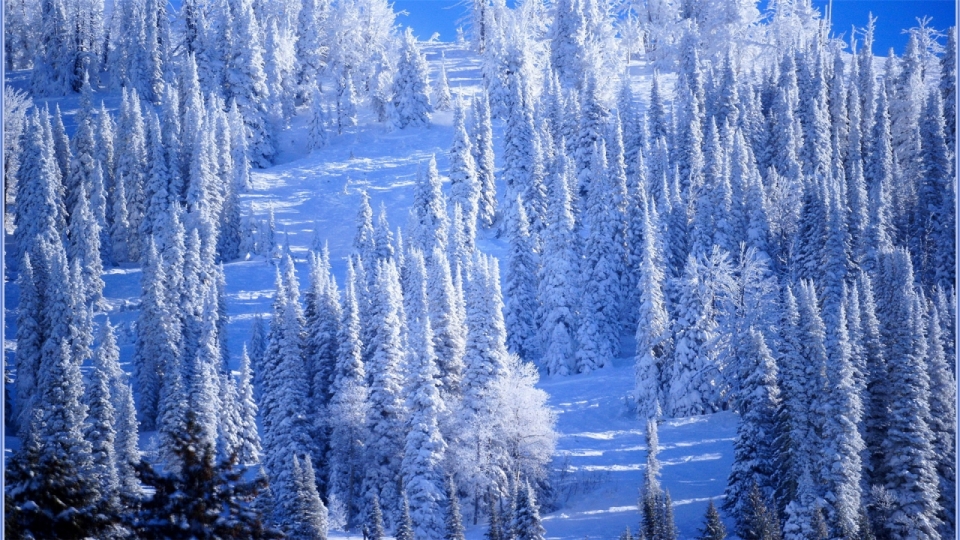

left=6, top=237, right=100, bottom=539
left=329, top=259, right=369, bottom=528
left=13, top=254, right=43, bottom=435
left=925, top=302, right=956, bottom=538
left=876, top=249, right=942, bottom=538
left=310, top=87, right=330, bottom=150
left=396, top=493, right=415, bottom=540
left=450, top=99, right=481, bottom=244
left=724, top=328, right=780, bottom=538
left=699, top=500, right=726, bottom=540
left=295, top=0, right=328, bottom=104
left=537, top=154, right=579, bottom=376
left=513, top=481, right=546, bottom=540
left=292, top=454, right=329, bottom=540
left=445, top=476, right=466, bottom=540
left=434, top=55, right=453, bottom=111
left=634, top=194, right=669, bottom=419
left=505, top=196, right=539, bottom=360
left=237, top=346, right=262, bottom=465
left=472, top=92, right=498, bottom=228
left=743, top=482, right=782, bottom=540
left=127, top=412, right=281, bottom=539
left=363, top=259, right=408, bottom=526
left=393, top=27, right=433, bottom=128
left=427, top=247, right=467, bottom=398
left=227, top=0, right=275, bottom=167
left=412, top=156, right=450, bottom=255
left=84, top=323, right=122, bottom=512
left=337, top=66, right=359, bottom=134
left=919, top=88, right=955, bottom=289
left=402, top=275, right=447, bottom=540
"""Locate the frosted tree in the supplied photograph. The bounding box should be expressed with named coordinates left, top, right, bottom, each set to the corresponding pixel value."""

left=63, top=166, right=105, bottom=300
left=472, top=92, right=497, bottom=228
left=329, top=259, right=370, bottom=527
left=309, top=87, right=330, bottom=150
left=260, top=262, right=314, bottom=531
left=363, top=259, right=408, bottom=526
left=505, top=196, right=539, bottom=360
left=445, top=477, right=466, bottom=540
left=237, top=346, right=262, bottom=464
left=13, top=110, right=61, bottom=273
left=940, top=28, right=956, bottom=156
left=918, top=88, right=955, bottom=289
left=434, top=54, right=453, bottom=111
left=411, top=156, right=450, bottom=255
left=337, top=66, right=359, bottom=134
left=500, top=58, right=538, bottom=235
left=724, top=328, right=781, bottom=539
left=512, top=481, right=546, bottom=540
left=7, top=236, right=99, bottom=538
left=84, top=325, right=121, bottom=512
left=576, top=141, right=624, bottom=373
left=392, top=27, right=433, bottom=128
left=634, top=195, right=670, bottom=420
left=667, top=249, right=732, bottom=417
left=226, top=0, right=274, bottom=167
left=549, top=0, right=587, bottom=89
left=13, top=255, right=42, bottom=435
left=449, top=99, right=480, bottom=244
left=537, top=154, right=580, bottom=376
left=96, top=319, right=142, bottom=501
left=925, top=302, right=956, bottom=538
left=295, top=0, right=328, bottom=104
left=876, top=249, right=941, bottom=538
left=427, top=247, right=467, bottom=397
left=30, top=0, right=74, bottom=96
left=401, top=269, right=447, bottom=540
left=292, top=455, right=329, bottom=540
left=133, top=239, right=179, bottom=430
left=115, top=88, right=148, bottom=261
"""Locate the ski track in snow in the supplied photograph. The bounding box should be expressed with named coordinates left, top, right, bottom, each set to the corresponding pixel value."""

left=4, top=43, right=734, bottom=539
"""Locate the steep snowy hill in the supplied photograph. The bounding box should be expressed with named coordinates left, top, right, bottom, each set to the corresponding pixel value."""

left=4, top=42, right=734, bottom=539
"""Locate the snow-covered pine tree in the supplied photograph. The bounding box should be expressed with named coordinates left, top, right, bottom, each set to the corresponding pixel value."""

left=84, top=320, right=122, bottom=513
left=236, top=346, right=262, bottom=465
left=337, top=66, right=359, bottom=135
left=445, top=476, right=466, bottom=540
left=537, top=153, right=579, bottom=376
left=329, top=258, right=370, bottom=528
left=7, top=235, right=100, bottom=538
left=95, top=319, right=142, bottom=501
left=30, top=0, right=75, bottom=96
left=226, top=0, right=275, bottom=167
left=310, top=87, right=331, bottom=150
left=666, top=249, right=731, bottom=417
left=819, top=294, right=864, bottom=536
left=294, top=0, right=328, bottom=104
left=14, top=110, right=64, bottom=271
left=401, top=260, right=447, bottom=540
left=13, top=255, right=43, bottom=435
left=512, top=481, right=546, bottom=540
left=472, top=92, right=497, bottom=228
left=427, top=246, right=467, bottom=398
left=393, top=27, right=433, bottom=128
left=576, top=140, right=625, bottom=373
left=449, top=99, right=481, bottom=244
left=292, top=454, right=330, bottom=540
left=918, top=88, right=955, bottom=290
left=925, top=300, right=956, bottom=538
left=875, top=249, right=941, bottom=538
left=411, top=156, right=450, bottom=255
left=260, top=261, right=315, bottom=532
left=698, top=500, right=727, bottom=540
left=363, top=259, right=408, bottom=527
left=634, top=189, right=671, bottom=419
left=505, top=195, right=539, bottom=360
left=500, top=57, right=538, bottom=236
left=133, top=238, right=179, bottom=431
left=434, top=54, right=453, bottom=111
left=724, top=328, right=781, bottom=538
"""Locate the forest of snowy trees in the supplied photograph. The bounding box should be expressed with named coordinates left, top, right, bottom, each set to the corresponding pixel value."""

left=3, top=0, right=957, bottom=538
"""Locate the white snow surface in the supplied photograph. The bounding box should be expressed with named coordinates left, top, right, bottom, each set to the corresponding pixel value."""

left=4, top=42, right=734, bottom=539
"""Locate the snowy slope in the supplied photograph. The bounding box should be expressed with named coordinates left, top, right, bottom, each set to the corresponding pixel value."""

left=4, top=42, right=735, bottom=539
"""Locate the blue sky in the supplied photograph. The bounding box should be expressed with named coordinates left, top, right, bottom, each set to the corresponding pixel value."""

left=393, top=0, right=956, bottom=54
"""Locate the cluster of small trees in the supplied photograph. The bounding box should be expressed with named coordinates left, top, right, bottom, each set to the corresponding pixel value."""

left=472, top=0, right=955, bottom=538
left=246, top=150, right=557, bottom=537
